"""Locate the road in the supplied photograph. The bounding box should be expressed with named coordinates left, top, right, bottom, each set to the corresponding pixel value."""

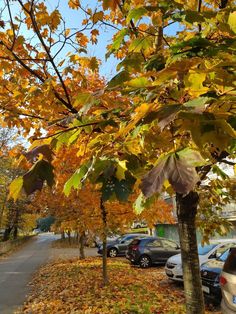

left=0, top=233, right=59, bottom=314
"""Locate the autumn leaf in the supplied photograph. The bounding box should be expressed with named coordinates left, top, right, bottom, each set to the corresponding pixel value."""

left=141, top=149, right=204, bottom=197
left=8, top=177, right=23, bottom=201
left=23, top=144, right=53, bottom=163
left=23, top=160, right=54, bottom=195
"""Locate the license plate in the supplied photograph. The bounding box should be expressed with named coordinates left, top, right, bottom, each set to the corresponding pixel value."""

left=202, top=285, right=210, bottom=294
left=166, top=269, right=172, bottom=276
left=233, top=295, right=236, bottom=304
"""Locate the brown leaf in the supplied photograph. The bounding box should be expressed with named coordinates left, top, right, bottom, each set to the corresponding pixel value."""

left=24, top=144, right=53, bottom=162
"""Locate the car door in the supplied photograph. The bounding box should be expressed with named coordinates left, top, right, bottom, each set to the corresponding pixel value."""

left=118, top=236, right=135, bottom=255
left=146, top=239, right=165, bottom=263
left=160, top=239, right=180, bottom=260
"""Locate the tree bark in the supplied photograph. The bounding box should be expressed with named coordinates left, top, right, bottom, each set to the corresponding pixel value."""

left=61, top=230, right=65, bottom=239
left=13, top=226, right=18, bottom=239
left=79, top=231, right=85, bottom=260
left=176, top=191, right=205, bottom=314
left=3, top=226, right=12, bottom=241
left=101, top=199, right=109, bottom=286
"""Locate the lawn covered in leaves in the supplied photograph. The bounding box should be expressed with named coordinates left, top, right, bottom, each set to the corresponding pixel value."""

left=17, top=258, right=220, bottom=314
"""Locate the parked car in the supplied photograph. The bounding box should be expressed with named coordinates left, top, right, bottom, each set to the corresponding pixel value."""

left=97, top=233, right=149, bottom=257
left=220, top=247, right=236, bottom=314
left=126, top=237, right=180, bottom=268
left=165, top=239, right=236, bottom=282
left=201, top=246, right=235, bottom=305
left=94, top=233, right=120, bottom=248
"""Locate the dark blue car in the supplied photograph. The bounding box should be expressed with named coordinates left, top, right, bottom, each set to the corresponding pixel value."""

left=126, top=237, right=180, bottom=268
left=97, top=233, right=149, bottom=257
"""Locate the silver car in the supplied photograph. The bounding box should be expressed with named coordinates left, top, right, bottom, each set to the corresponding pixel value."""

left=220, top=247, right=236, bottom=314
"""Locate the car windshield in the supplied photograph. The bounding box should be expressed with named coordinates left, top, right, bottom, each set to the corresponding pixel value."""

left=218, top=249, right=229, bottom=262
left=198, top=243, right=218, bottom=255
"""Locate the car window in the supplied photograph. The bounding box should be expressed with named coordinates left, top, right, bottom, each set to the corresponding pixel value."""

left=198, top=243, right=218, bottom=255
left=147, top=240, right=162, bottom=247
left=218, top=249, right=230, bottom=262
left=161, top=239, right=178, bottom=249
left=223, top=248, right=236, bottom=275
left=214, top=243, right=236, bottom=258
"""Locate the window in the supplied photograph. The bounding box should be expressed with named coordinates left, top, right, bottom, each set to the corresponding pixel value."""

left=161, top=239, right=178, bottom=249
left=223, top=248, right=236, bottom=275
left=198, top=244, right=217, bottom=255
left=147, top=240, right=162, bottom=247
left=215, top=243, right=236, bottom=258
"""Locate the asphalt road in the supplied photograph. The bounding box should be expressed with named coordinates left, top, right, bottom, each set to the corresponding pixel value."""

left=0, top=233, right=59, bottom=314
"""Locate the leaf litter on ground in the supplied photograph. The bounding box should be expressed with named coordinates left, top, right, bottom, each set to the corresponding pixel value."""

left=15, top=257, right=221, bottom=314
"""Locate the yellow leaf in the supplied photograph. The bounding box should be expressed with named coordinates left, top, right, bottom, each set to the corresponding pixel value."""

left=116, top=160, right=127, bottom=181
left=228, top=11, right=236, bottom=34
left=185, top=71, right=208, bottom=96
left=8, top=177, right=23, bottom=201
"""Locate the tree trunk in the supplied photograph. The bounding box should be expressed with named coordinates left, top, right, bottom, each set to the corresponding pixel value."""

left=101, top=199, right=109, bottom=286
left=67, top=231, right=71, bottom=245
left=176, top=191, right=205, bottom=314
left=3, top=226, right=12, bottom=241
left=61, top=230, right=65, bottom=239
left=79, top=231, right=85, bottom=259
left=13, top=226, right=18, bottom=239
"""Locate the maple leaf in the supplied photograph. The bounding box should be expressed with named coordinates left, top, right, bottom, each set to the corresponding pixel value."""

left=141, top=149, right=205, bottom=197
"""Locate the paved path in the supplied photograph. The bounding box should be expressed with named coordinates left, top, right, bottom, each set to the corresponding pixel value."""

left=0, top=233, right=99, bottom=314
left=0, top=233, right=59, bottom=314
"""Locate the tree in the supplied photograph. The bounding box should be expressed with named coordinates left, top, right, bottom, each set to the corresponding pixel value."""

left=91, top=1, right=235, bottom=313
left=3, top=0, right=235, bottom=312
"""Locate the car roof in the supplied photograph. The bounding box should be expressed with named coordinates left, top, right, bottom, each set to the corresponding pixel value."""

left=209, top=239, right=236, bottom=244
left=122, top=233, right=149, bottom=237
left=136, top=236, right=177, bottom=241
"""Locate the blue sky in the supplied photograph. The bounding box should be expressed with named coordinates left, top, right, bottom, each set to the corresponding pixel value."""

left=45, top=0, right=180, bottom=79
left=3, top=0, right=179, bottom=80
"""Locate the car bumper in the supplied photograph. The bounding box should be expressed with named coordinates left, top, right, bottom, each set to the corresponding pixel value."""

left=201, top=280, right=221, bottom=304
left=221, top=298, right=236, bottom=314
left=165, top=267, right=183, bottom=281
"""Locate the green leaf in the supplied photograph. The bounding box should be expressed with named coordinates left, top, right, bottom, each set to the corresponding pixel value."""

left=126, top=77, right=150, bottom=88
left=177, top=148, right=207, bottom=167
left=117, top=53, right=143, bottom=72
left=183, top=97, right=210, bottom=113
left=134, top=193, right=145, bottom=214
left=73, top=92, right=95, bottom=108
left=128, top=37, right=152, bottom=53
left=212, top=165, right=229, bottom=180
left=112, top=28, right=129, bottom=50
left=64, top=164, right=89, bottom=196
left=126, top=7, right=148, bottom=24
left=114, top=177, right=135, bottom=202
left=107, top=70, right=130, bottom=89
left=8, top=177, right=23, bottom=201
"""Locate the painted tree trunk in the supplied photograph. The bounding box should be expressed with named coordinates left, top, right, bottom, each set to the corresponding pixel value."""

left=79, top=231, right=85, bottom=260
left=101, top=199, right=109, bottom=286
left=176, top=191, right=205, bottom=314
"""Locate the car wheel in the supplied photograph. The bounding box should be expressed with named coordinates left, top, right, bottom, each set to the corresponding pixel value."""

left=139, top=255, right=151, bottom=268
left=108, top=248, right=118, bottom=257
